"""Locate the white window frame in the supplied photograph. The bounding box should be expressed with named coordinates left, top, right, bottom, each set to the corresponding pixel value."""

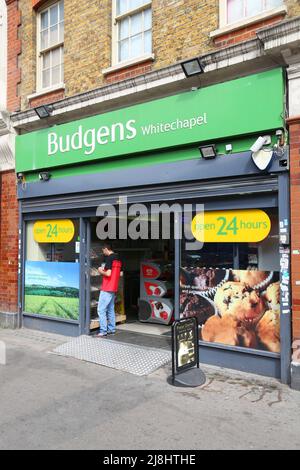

left=211, top=0, right=287, bottom=38
left=111, top=0, right=153, bottom=67
left=36, top=0, right=64, bottom=93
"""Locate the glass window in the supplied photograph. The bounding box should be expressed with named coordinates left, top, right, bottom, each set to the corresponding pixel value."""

left=227, top=0, right=283, bottom=25
left=39, top=0, right=64, bottom=89
left=115, top=1, right=152, bottom=63
left=180, top=208, right=280, bottom=354
left=24, top=219, right=80, bottom=321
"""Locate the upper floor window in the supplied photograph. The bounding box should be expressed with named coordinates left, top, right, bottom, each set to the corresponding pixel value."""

left=226, top=0, right=283, bottom=24
left=38, top=0, right=64, bottom=90
left=113, top=0, right=152, bottom=64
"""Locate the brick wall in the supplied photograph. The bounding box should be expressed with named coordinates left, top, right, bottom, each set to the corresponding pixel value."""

left=288, top=117, right=300, bottom=343
left=29, top=89, right=65, bottom=108
left=19, top=0, right=219, bottom=108
left=105, top=60, right=153, bottom=84
left=6, top=0, right=21, bottom=112
left=213, top=13, right=285, bottom=48
left=18, top=1, right=300, bottom=110
left=1, top=2, right=20, bottom=324
left=0, top=171, right=18, bottom=315
left=152, top=0, right=217, bottom=69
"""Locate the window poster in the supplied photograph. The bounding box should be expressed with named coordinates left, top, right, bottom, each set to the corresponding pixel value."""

left=180, top=268, right=280, bottom=353
left=25, top=261, right=80, bottom=320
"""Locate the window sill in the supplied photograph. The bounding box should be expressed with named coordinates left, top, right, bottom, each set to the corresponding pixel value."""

left=102, top=54, right=155, bottom=75
left=210, top=5, right=287, bottom=39
left=27, top=83, right=65, bottom=101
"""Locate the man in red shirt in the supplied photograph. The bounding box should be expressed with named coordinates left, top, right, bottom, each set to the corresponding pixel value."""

left=96, top=243, right=122, bottom=338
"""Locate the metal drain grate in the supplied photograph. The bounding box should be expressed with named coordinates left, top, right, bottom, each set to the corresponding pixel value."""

left=51, top=335, right=171, bottom=376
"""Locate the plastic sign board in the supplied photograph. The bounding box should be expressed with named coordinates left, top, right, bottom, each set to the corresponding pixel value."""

left=33, top=220, right=75, bottom=243
left=191, top=209, right=271, bottom=243
left=15, top=69, right=284, bottom=173
left=174, top=317, right=198, bottom=373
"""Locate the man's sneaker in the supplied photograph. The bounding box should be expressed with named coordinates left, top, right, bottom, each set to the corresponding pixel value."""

left=107, top=331, right=116, bottom=336
left=95, top=332, right=107, bottom=338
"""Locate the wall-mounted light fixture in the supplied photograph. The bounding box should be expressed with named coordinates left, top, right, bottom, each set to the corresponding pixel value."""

left=34, top=105, right=53, bottom=119
left=199, top=144, right=217, bottom=160
left=181, top=58, right=204, bottom=77
left=39, top=171, right=51, bottom=182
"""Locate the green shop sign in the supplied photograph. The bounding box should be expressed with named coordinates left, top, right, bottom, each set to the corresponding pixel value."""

left=16, top=68, right=284, bottom=173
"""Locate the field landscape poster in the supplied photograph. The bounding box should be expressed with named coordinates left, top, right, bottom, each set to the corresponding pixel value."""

left=25, top=261, right=80, bottom=320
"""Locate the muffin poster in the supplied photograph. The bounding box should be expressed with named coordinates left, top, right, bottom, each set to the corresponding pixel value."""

left=180, top=268, right=280, bottom=353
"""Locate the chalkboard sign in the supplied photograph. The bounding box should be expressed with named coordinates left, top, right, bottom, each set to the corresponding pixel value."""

left=173, top=317, right=199, bottom=375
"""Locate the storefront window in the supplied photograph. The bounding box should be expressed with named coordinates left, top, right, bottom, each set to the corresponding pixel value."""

left=180, top=208, right=280, bottom=354
left=24, top=219, right=80, bottom=321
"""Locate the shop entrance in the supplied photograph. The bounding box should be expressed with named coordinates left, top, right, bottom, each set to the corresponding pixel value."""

left=87, top=216, right=175, bottom=338
left=21, top=190, right=285, bottom=380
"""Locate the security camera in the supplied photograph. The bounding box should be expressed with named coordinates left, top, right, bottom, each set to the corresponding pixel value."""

left=39, top=172, right=51, bottom=182
left=16, top=172, right=24, bottom=184
left=250, top=136, right=271, bottom=153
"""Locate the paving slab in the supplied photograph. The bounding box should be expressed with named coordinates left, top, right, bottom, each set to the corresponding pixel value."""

left=0, top=328, right=299, bottom=450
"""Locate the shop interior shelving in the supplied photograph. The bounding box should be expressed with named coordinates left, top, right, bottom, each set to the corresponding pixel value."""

left=89, top=243, right=126, bottom=331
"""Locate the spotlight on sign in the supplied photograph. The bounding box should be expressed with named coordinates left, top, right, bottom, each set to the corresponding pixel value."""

left=34, top=105, right=53, bottom=119
left=39, top=171, right=51, bottom=182
left=181, top=58, right=204, bottom=77
left=199, top=144, right=217, bottom=160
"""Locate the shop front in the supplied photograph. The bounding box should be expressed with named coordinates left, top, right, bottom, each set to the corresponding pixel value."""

left=15, top=68, right=291, bottom=383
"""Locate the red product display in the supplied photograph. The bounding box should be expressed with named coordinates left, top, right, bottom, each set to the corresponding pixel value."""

left=144, top=281, right=167, bottom=297
left=149, top=300, right=173, bottom=322
left=142, top=264, right=161, bottom=279
left=139, top=261, right=174, bottom=325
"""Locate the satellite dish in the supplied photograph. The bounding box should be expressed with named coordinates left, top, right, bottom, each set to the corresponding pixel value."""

left=251, top=149, right=274, bottom=171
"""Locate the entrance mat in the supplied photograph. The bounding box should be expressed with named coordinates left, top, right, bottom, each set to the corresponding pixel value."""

left=51, top=335, right=171, bottom=376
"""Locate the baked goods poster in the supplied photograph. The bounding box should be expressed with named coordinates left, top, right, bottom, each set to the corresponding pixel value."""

left=180, top=268, right=280, bottom=353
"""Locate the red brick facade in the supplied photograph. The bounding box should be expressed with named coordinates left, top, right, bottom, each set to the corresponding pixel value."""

left=0, top=2, right=20, bottom=321
left=0, top=171, right=18, bottom=314
left=105, top=60, right=153, bottom=85
left=213, top=14, right=285, bottom=48
left=32, top=0, right=47, bottom=9
left=288, top=116, right=300, bottom=343
left=6, top=0, right=21, bottom=112
left=29, top=89, right=65, bottom=108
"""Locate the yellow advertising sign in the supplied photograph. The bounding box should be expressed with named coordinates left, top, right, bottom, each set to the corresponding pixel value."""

left=191, top=210, right=271, bottom=243
left=34, top=220, right=75, bottom=243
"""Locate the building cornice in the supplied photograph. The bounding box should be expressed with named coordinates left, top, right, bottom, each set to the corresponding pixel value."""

left=256, top=17, right=300, bottom=50
left=286, top=116, right=300, bottom=126
left=11, top=15, right=300, bottom=133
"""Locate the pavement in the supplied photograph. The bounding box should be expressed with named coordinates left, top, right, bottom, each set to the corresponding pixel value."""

left=0, top=327, right=300, bottom=450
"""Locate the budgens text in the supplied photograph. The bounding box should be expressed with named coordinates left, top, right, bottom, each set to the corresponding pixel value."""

left=48, top=120, right=137, bottom=156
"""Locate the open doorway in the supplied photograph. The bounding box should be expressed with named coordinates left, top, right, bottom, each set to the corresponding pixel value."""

left=88, top=216, right=175, bottom=338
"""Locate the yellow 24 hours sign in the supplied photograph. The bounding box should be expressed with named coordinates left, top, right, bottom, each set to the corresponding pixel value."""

left=33, top=220, right=75, bottom=243
left=191, top=209, right=271, bottom=243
